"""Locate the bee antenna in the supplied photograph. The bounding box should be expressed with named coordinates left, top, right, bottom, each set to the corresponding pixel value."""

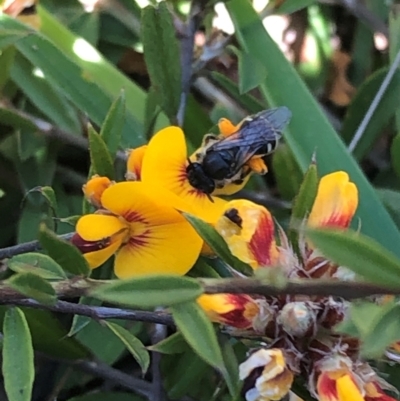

left=187, top=158, right=193, bottom=166
left=206, top=193, right=214, bottom=203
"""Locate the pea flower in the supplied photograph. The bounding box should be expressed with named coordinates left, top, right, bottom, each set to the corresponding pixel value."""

left=72, top=181, right=202, bottom=278
left=197, top=293, right=273, bottom=332
left=126, top=145, right=147, bottom=181
left=239, top=348, right=294, bottom=401
left=83, top=175, right=113, bottom=208
left=140, top=126, right=227, bottom=223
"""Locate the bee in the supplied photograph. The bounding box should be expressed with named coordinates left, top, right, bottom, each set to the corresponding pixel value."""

left=186, top=107, right=292, bottom=198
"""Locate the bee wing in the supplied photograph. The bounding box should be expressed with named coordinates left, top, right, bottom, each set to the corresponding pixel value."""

left=210, top=107, right=290, bottom=152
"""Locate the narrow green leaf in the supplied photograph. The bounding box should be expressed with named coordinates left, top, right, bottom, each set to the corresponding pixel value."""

left=341, top=67, right=400, bottom=159
left=231, top=47, right=267, bottom=94
left=141, top=2, right=181, bottom=122
left=8, top=253, right=67, bottom=280
left=104, top=321, right=150, bottom=374
left=39, top=224, right=90, bottom=276
left=220, top=337, right=241, bottom=397
left=170, top=301, right=225, bottom=370
left=226, top=0, right=400, bottom=260
left=100, top=91, right=125, bottom=158
left=68, top=393, right=145, bottom=401
left=7, top=272, right=56, bottom=305
left=148, top=332, right=188, bottom=354
left=389, top=5, right=400, bottom=131
left=288, top=161, right=318, bottom=249
left=272, top=144, right=304, bottom=201
left=306, top=227, right=400, bottom=286
left=184, top=213, right=252, bottom=276
left=391, top=134, right=400, bottom=179
left=377, top=188, right=400, bottom=229
left=2, top=307, right=34, bottom=401
left=88, top=124, right=115, bottom=179
left=91, top=275, right=203, bottom=308
left=144, top=86, right=161, bottom=138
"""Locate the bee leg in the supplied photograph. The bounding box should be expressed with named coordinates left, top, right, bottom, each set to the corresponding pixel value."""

left=218, top=118, right=241, bottom=137
left=201, top=133, right=219, bottom=147
left=247, top=157, right=268, bottom=175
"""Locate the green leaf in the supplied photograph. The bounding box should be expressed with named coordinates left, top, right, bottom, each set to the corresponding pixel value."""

left=68, top=296, right=101, bottom=337
left=306, top=227, right=400, bottom=286
left=226, top=0, right=400, bottom=260
left=0, top=30, right=29, bottom=50
left=341, top=67, right=400, bottom=160
left=231, top=47, right=267, bottom=94
left=170, top=301, right=225, bottom=370
left=148, top=332, right=189, bottom=354
left=88, top=124, right=115, bottom=179
left=39, top=224, right=90, bottom=276
left=104, top=321, right=150, bottom=374
left=8, top=253, right=67, bottom=280
left=378, top=188, right=400, bottom=229
left=91, top=275, right=203, bottom=308
left=272, top=143, right=304, bottom=201
left=7, top=272, right=56, bottom=305
left=0, top=46, right=15, bottom=91
left=141, top=2, right=181, bottom=122
left=288, top=161, right=318, bottom=249
left=39, top=186, right=58, bottom=216
left=100, top=91, right=125, bottom=158
left=220, top=336, right=241, bottom=397
left=391, top=134, right=400, bottom=179
left=184, top=213, right=252, bottom=276
left=361, top=303, right=400, bottom=358
left=2, top=307, right=34, bottom=401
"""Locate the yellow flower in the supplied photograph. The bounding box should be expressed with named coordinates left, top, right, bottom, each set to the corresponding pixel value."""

left=240, top=348, right=294, bottom=401
left=141, top=126, right=227, bottom=223
left=197, top=293, right=268, bottom=330
left=83, top=175, right=113, bottom=208
left=126, top=145, right=148, bottom=181
left=308, top=171, right=358, bottom=229
left=215, top=199, right=280, bottom=269
left=72, top=181, right=202, bottom=278
left=315, top=356, right=364, bottom=401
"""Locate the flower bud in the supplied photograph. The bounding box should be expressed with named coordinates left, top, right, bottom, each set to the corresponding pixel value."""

left=82, top=175, right=113, bottom=208
left=277, top=301, right=318, bottom=337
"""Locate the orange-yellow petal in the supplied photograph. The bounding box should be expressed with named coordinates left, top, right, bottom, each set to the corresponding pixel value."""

left=114, top=220, right=202, bottom=278
left=308, top=172, right=358, bottom=229
left=215, top=200, right=279, bottom=269
left=141, top=126, right=227, bottom=223
left=126, top=145, right=147, bottom=181
left=83, top=175, right=113, bottom=208
left=74, top=214, right=127, bottom=268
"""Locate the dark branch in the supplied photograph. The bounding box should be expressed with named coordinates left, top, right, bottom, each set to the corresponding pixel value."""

left=0, top=233, right=74, bottom=259
left=0, top=298, right=175, bottom=326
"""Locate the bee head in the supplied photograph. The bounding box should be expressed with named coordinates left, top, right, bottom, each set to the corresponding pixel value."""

left=186, top=159, right=215, bottom=200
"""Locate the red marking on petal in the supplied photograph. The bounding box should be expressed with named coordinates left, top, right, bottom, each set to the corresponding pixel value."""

left=317, top=373, right=339, bottom=401
left=71, top=233, right=111, bottom=254
left=128, top=230, right=151, bottom=248
left=322, top=213, right=352, bottom=228
left=219, top=294, right=256, bottom=329
left=124, top=210, right=147, bottom=223
left=365, top=383, right=398, bottom=401
left=248, top=211, right=276, bottom=266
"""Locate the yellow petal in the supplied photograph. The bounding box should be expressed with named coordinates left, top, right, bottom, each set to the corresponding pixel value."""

left=101, top=181, right=196, bottom=220
left=126, top=145, right=148, bottom=181
left=74, top=214, right=127, bottom=268
left=218, top=117, right=241, bottom=137
left=83, top=175, right=113, bottom=208
left=114, top=220, right=202, bottom=278
left=141, top=126, right=227, bottom=223
left=336, top=375, right=364, bottom=401
left=308, top=171, right=358, bottom=229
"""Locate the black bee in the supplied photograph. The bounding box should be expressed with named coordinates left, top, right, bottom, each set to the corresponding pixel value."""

left=186, top=107, right=292, bottom=197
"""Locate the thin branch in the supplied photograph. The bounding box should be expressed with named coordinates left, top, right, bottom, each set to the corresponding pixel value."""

left=200, top=278, right=400, bottom=300
left=0, top=298, right=175, bottom=326
left=176, top=0, right=206, bottom=126
left=348, top=48, right=400, bottom=152
left=0, top=233, right=74, bottom=259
